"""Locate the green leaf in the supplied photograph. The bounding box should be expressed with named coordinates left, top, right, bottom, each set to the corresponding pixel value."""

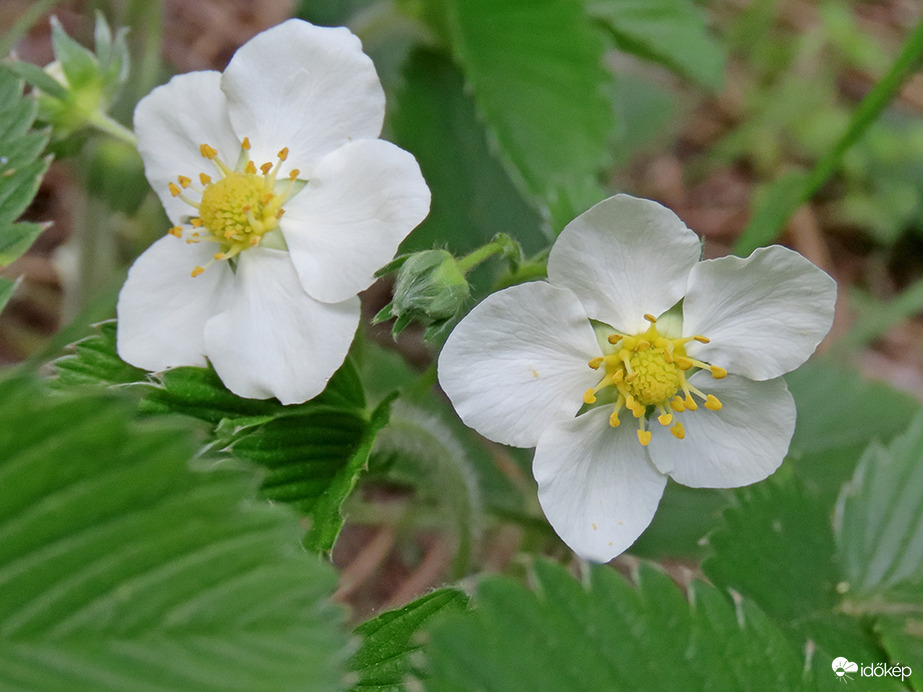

left=391, top=48, right=545, bottom=254
left=0, top=69, right=50, bottom=266
left=587, top=0, right=726, bottom=90
left=348, top=588, right=468, bottom=691
left=785, top=358, right=920, bottom=502
left=232, top=394, right=394, bottom=554
left=445, top=0, right=615, bottom=229
left=54, top=322, right=382, bottom=554
left=0, top=375, right=349, bottom=691
left=0, top=275, right=18, bottom=315
left=425, top=560, right=817, bottom=690
left=836, top=411, right=923, bottom=595
left=734, top=18, right=923, bottom=255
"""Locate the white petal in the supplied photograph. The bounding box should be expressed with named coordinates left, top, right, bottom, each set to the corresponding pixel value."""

left=683, top=245, right=837, bottom=380
left=281, top=139, right=430, bottom=303
left=221, top=19, right=385, bottom=175
left=117, top=236, right=230, bottom=370
left=438, top=282, right=601, bottom=448
left=133, top=71, right=241, bottom=225
left=647, top=372, right=795, bottom=488
left=534, top=406, right=667, bottom=562
left=547, top=194, right=701, bottom=334
left=203, top=248, right=360, bottom=404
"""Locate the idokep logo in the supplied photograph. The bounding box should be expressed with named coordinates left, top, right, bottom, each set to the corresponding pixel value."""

left=832, top=657, right=858, bottom=683
left=832, top=657, right=912, bottom=684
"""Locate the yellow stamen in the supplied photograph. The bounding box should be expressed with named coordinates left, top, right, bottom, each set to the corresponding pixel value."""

left=199, top=143, right=217, bottom=159
left=177, top=175, right=191, bottom=188
left=199, top=173, right=212, bottom=185
left=658, top=413, right=672, bottom=426
left=191, top=266, right=205, bottom=277
left=241, top=137, right=251, bottom=150
left=710, top=366, right=727, bottom=379
left=260, top=162, right=273, bottom=175
left=245, top=161, right=257, bottom=174
left=671, top=396, right=685, bottom=412
left=168, top=182, right=181, bottom=197
left=644, top=313, right=657, bottom=323
left=694, top=335, right=710, bottom=343
left=705, top=394, right=723, bottom=411
left=277, top=147, right=289, bottom=161
left=167, top=226, right=182, bottom=237
left=670, top=422, right=685, bottom=439
left=588, top=357, right=603, bottom=370
left=583, top=389, right=597, bottom=405
left=637, top=429, right=652, bottom=446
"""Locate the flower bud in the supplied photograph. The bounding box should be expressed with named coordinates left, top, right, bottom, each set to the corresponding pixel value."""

left=376, top=250, right=470, bottom=338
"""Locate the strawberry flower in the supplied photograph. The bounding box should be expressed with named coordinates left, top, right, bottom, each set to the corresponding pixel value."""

left=117, top=19, right=430, bottom=404
left=438, top=194, right=836, bottom=561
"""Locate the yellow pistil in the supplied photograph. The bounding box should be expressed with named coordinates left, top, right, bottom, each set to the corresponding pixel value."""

left=163, top=138, right=306, bottom=277
left=581, top=319, right=727, bottom=446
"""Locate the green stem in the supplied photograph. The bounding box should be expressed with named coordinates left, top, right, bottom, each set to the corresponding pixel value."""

left=457, top=241, right=503, bottom=273
left=88, top=112, right=137, bottom=146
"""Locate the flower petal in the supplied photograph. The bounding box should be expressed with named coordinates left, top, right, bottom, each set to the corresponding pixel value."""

left=203, top=248, right=360, bottom=404
left=117, top=236, right=230, bottom=370
left=221, top=19, right=385, bottom=175
left=683, top=245, right=837, bottom=380
left=534, top=406, right=667, bottom=562
left=547, top=194, right=701, bottom=334
left=647, top=372, right=795, bottom=488
left=281, top=139, right=430, bottom=303
left=438, top=282, right=600, bottom=448
left=133, top=70, right=241, bottom=225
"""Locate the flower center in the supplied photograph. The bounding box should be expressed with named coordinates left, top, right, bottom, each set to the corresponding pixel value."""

left=581, top=314, right=727, bottom=446
left=164, top=139, right=305, bottom=277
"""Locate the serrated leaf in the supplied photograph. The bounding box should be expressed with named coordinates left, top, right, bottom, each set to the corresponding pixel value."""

left=54, top=322, right=382, bottom=554
left=445, top=0, right=614, bottom=230
left=391, top=48, right=545, bottom=254
left=701, top=480, right=894, bottom=679
left=424, top=560, right=817, bottom=691
left=348, top=588, right=468, bottom=691
left=836, top=411, right=923, bottom=595
left=233, top=395, right=394, bottom=554
left=0, top=69, right=50, bottom=266
left=0, top=375, right=349, bottom=691
left=587, top=0, right=726, bottom=90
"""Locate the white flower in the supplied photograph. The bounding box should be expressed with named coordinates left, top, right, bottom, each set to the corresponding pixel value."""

left=438, top=194, right=836, bottom=562
left=116, top=19, right=430, bottom=404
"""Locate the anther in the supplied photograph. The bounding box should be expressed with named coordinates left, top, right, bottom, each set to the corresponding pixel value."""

left=277, top=147, right=289, bottom=161
left=670, top=396, right=685, bottom=412
left=588, top=357, right=603, bottom=370
left=177, top=175, right=191, bottom=188
left=583, top=389, right=597, bottom=405
left=705, top=395, right=723, bottom=411
left=637, top=430, right=652, bottom=446
left=609, top=411, right=621, bottom=428
left=191, top=266, right=205, bottom=277
left=694, top=335, right=710, bottom=343
left=199, top=144, right=217, bottom=159
left=245, top=161, right=257, bottom=174
left=241, top=137, right=251, bottom=150
left=637, top=340, right=651, bottom=352
left=167, top=226, right=183, bottom=237
left=684, top=396, right=698, bottom=411
left=288, top=169, right=300, bottom=179
left=658, top=413, right=672, bottom=426
left=260, top=162, right=273, bottom=175
left=168, top=182, right=181, bottom=197
left=675, top=356, right=694, bottom=370
left=710, top=366, right=727, bottom=379
left=191, top=218, right=203, bottom=228
left=670, top=422, right=685, bottom=440
left=644, top=313, right=657, bottom=323
left=608, top=334, right=623, bottom=345
left=199, top=173, right=212, bottom=185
